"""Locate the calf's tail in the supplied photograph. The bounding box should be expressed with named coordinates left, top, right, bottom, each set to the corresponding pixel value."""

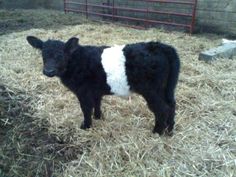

left=162, top=45, right=180, bottom=105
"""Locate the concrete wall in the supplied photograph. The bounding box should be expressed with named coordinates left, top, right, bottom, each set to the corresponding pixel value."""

left=0, top=0, right=236, bottom=36
left=0, top=0, right=63, bottom=10
left=196, top=0, right=236, bottom=35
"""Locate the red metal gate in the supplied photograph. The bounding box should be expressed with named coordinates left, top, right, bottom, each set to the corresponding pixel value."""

left=64, top=0, right=198, bottom=33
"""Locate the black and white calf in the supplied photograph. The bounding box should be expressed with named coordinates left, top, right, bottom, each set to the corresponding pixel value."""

left=26, top=36, right=180, bottom=135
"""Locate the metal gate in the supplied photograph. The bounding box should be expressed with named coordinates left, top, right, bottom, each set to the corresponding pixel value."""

left=64, top=0, right=198, bottom=33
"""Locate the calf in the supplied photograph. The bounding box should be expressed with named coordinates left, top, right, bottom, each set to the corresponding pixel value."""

left=26, top=36, right=180, bottom=135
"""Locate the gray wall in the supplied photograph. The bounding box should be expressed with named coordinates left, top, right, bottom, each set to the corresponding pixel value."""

left=0, top=0, right=236, bottom=36
left=0, top=0, right=63, bottom=10
left=196, top=0, right=236, bottom=35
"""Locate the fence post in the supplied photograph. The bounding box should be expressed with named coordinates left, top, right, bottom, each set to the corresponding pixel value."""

left=190, top=0, right=198, bottom=34
left=64, top=0, right=67, bottom=14
left=85, top=0, right=88, bottom=18
left=112, top=0, right=115, bottom=22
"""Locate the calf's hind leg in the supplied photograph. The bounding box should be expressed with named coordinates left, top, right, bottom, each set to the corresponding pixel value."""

left=142, top=91, right=170, bottom=135
left=166, top=100, right=176, bottom=135
left=165, top=90, right=176, bottom=134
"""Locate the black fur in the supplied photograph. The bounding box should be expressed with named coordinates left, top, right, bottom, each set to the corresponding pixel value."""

left=26, top=36, right=180, bottom=135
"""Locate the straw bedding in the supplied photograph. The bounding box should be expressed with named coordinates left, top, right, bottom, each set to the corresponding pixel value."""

left=0, top=9, right=236, bottom=177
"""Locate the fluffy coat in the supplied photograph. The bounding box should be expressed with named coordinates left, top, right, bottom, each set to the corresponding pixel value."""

left=26, top=36, right=180, bottom=135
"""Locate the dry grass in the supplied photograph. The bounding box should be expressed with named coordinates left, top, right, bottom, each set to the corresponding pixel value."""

left=0, top=9, right=236, bottom=177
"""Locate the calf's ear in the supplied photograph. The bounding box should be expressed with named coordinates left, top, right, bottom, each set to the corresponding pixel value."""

left=64, top=37, right=79, bottom=55
left=26, top=36, right=43, bottom=50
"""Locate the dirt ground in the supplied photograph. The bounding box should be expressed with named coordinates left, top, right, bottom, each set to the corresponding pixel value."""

left=0, top=9, right=236, bottom=177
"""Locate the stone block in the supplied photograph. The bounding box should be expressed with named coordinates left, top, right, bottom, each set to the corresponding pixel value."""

left=199, top=43, right=236, bottom=61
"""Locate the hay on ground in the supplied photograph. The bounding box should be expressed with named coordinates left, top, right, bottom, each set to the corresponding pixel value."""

left=0, top=9, right=236, bottom=177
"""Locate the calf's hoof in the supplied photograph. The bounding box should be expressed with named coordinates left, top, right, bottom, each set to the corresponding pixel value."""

left=166, top=125, right=174, bottom=136
left=153, top=127, right=164, bottom=135
left=80, top=122, right=91, bottom=129
left=165, top=129, right=174, bottom=136
left=153, top=126, right=174, bottom=136
left=152, top=124, right=168, bottom=136
left=94, top=112, right=102, bottom=120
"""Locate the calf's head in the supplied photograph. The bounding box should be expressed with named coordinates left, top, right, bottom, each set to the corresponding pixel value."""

left=26, top=36, right=78, bottom=77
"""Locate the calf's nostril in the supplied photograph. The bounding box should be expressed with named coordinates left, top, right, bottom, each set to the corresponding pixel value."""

left=43, top=69, right=56, bottom=76
left=44, top=69, right=54, bottom=73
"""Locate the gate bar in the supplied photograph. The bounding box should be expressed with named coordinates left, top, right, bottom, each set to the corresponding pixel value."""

left=65, top=2, right=193, bottom=17
left=65, top=8, right=191, bottom=28
left=131, top=0, right=195, bottom=5
left=64, top=0, right=198, bottom=33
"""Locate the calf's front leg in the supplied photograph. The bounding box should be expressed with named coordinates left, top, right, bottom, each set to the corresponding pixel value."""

left=78, top=94, right=93, bottom=129
left=94, top=96, right=102, bottom=119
